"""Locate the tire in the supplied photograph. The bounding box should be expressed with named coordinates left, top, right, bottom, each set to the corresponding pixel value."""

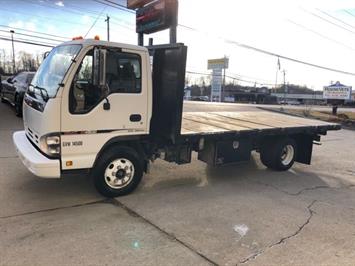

left=15, top=94, right=23, bottom=117
left=260, top=138, right=297, bottom=171
left=92, top=146, right=144, bottom=198
left=0, top=91, right=5, bottom=103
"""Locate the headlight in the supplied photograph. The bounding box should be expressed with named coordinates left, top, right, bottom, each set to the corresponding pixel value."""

left=40, top=133, right=61, bottom=158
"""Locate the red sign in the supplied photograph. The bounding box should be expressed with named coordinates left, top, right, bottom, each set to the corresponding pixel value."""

left=127, top=0, right=153, bottom=9
left=136, top=0, right=178, bottom=34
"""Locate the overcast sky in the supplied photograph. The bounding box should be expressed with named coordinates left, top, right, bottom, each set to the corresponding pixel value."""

left=0, top=0, right=355, bottom=90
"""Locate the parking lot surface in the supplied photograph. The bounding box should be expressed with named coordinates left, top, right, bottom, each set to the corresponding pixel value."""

left=1, top=101, right=355, bottom=265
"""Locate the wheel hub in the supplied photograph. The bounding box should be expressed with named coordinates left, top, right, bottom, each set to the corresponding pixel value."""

left=116, top=169, right=126, bottom=179
left=281, top=145, right=294, bottom=166
left=104, top=158, right=135, bottom=189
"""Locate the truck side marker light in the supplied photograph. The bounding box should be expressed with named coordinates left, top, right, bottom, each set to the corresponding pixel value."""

left=66, top=161, right=73, bottom=167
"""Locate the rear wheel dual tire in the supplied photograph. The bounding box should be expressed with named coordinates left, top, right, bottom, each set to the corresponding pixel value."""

left=92, top=146, right=144, bottom=198
left=260, top=138, right=297, bottom=171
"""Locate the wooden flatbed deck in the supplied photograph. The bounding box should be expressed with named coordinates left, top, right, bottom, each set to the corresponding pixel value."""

left=181, top=111, right=340, bottom=136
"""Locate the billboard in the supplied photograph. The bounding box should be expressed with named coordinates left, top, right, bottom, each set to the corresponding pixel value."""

left=136, top=0, right=178, bottom=34
left=127, top=0, right=152, bottom=9
left=323, top=82, right=352, bottom=100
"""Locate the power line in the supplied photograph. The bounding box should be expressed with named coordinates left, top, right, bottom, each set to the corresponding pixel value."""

left=344, top=10, right=355, bottom=19
left=179, top=24, right=355, bottom=76
left=316, top=9, right=355, bottom=30
left=287, top=20, right=355, bottom=51
left=21, top=0, right=98, bottom=19
left=94, top=0, right=136, bottom=14
left=301, top=8, right=355, bottom=35
left=0, top=35, right=56, bottom=47
left=0, top=8, right=105, bottom=30
left=0, top=24, right=69, bottom=40
left=0, top=36, right=54, bottom=48
left=226, top=71, right=275, bottom=85
left=84, top=7, right=107, bottom=38
left=186, top=70, right=274, bottom=86
left=0, top=29, right=62, bottom=43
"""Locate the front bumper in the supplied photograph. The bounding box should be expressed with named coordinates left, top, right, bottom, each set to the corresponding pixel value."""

left=13, top=131, right=60, bottom=178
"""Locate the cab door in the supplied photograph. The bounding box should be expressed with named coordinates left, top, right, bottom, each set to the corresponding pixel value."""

left=60, top=46, right=149, bottom=170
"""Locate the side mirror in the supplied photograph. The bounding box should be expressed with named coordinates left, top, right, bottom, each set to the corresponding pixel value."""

left=93, top=48, right=106, bottom=88
left=103, top=98, right=110, bottom=110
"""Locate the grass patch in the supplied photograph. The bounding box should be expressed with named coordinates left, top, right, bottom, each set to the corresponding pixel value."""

left=276, top=108, right=355, bottom=127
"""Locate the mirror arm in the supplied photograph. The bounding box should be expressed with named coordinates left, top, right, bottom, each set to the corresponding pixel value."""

left=103, top=97, right=110, bottom=110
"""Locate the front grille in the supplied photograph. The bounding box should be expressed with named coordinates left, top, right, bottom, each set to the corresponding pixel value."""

left=26, top=127, right=38, bottom=144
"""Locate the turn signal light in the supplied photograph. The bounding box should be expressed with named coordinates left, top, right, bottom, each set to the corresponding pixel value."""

left=94, top=35, right=100, bottom=40
left=72, top=36, right=83, bottom=40
left=66, top=161, right=73, bottom=167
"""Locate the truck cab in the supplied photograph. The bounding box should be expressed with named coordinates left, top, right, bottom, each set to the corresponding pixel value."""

left=14, top=39, right=187, bottom=197
left=14, top=39, right=152, bottom=181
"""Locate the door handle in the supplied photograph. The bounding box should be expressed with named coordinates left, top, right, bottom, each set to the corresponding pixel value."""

left=130, top=114, right=141, bottom=122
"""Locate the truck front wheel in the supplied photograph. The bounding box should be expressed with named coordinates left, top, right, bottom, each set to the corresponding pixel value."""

left=92, top=146, right=143, bottom=198
left=260, top=138, right=297, bottom=171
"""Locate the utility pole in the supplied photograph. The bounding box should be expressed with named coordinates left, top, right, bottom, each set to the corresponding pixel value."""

left=275, top=57, right=280, bottom=93
left=10, top=30, right=15, bottom=74
left=282, top=69, right=287, bottom=102
left=105, top=15, right=110, bottom=41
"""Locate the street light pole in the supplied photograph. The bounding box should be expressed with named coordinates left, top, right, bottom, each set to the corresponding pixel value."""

left=10, top=30, right=15, bottom=74
left=282, top=69, right=287, bottom=102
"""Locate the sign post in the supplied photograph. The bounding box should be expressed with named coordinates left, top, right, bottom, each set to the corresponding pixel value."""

left=208, top=58, right=229, bottom=102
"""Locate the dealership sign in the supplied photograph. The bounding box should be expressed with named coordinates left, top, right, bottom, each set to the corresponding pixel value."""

left=208, top=58, right=229, bottom=102
left=208, top=58, right=229, bottom=70
left=323, top=81, right=352, bottom=100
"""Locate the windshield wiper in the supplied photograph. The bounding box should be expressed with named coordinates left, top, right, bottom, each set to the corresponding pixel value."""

left=30, top=83, right=49, bottom=102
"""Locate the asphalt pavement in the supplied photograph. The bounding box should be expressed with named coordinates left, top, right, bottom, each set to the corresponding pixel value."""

left=1, top=101, right=355, bottom=265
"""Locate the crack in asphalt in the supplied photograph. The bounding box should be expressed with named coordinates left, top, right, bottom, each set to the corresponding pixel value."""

left=238, top=200, right=317, bottom=265
left=0, top=199, right=106, bottom=219
left=256, top=181, right=355, bottom=196
left=255, top=181, right=331, bottom=196
left=110, top=198, right=219, bottom=266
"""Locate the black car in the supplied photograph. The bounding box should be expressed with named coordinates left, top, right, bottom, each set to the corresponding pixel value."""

left=0, top=71, right=35, bottom=117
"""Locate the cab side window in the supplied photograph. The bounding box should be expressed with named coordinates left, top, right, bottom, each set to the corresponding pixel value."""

left=69, top=50, right=107, bottom=114
left=69, top=49, right=142, bottom=114
left=106, top=51, right=141, bottom=93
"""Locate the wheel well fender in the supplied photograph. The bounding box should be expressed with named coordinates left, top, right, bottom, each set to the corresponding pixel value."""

left=92, top=136, right=148, bottom=172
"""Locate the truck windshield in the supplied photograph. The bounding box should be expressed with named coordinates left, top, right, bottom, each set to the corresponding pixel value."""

left=31, top=44, right=81, bottom=98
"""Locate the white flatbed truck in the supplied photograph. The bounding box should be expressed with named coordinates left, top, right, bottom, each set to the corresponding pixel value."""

left=13, top=39, right=341, bottom=197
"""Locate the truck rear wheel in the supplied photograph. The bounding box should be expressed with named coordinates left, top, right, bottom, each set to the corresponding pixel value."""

left=92, top=146, right=143, bottom=198
left=260, top=138, right=297, bottom=171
